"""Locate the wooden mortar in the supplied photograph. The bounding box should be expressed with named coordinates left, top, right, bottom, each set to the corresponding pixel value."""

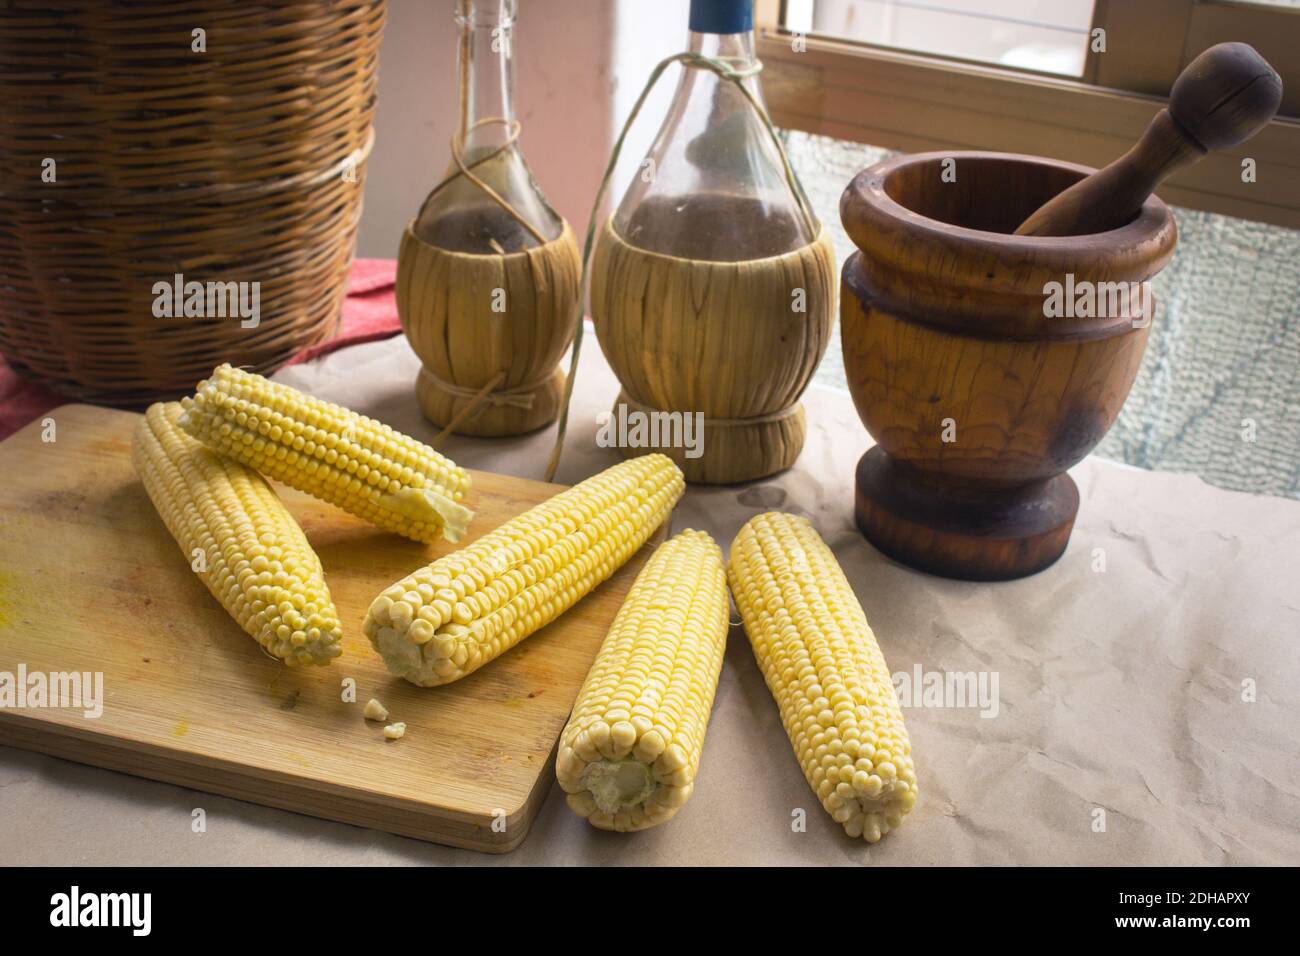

left=840, top=151, right=1177, bottom=581
left=397, top=220, right=581, bottom=437
left=591, top=217, right=836, bottom=484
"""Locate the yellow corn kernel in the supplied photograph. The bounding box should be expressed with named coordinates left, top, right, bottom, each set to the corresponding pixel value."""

left=364, top=454, right=684, bottom=687
left=728, top=512, right=918, bottom=842
left=132, top=402, right=343, bottom=666
left=178, top=364, right=472, bottom=543
left=557, top=530, right=729, bottom=832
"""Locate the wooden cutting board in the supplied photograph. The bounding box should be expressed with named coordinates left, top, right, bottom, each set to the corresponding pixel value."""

left=0, top=404, right=662, bottom=852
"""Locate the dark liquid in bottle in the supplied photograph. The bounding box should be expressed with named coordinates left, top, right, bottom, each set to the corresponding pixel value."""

left=619, top=194, right=809, bottom=262
left=413, top=148, right=560, bottom=255
left=414, top=205, right=541, bottom=255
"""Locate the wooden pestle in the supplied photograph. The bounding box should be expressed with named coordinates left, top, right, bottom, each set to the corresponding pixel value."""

left=1015, top=43, right=1282, bottom=237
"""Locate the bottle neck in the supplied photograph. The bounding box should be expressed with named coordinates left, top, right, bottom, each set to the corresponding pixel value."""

left=456, top=0, right=517, bottom=159
left=687, top=29, right=757, bottom=64
left=685, top=28, right=761, bottom=104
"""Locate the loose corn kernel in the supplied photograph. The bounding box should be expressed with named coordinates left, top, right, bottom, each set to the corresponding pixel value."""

left=383, top=722, right=406, bottom=741
left=363, top=698, right=389, bottom=722
left=364, top=455, right=684, bottom=687
left=557, top=530, right=729, bottom=832
left=132, top=402, right=343, bottom=666
left=178, top=364, right=473, bottom=543
left=728, top=512, right=918, bottom=843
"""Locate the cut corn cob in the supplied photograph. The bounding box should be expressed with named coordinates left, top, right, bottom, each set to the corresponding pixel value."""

left=557, top=530, right=729, bottom=832
left=728, top=512, right=917, bottom=842
left=132, top=402, right=343, bottom=666
left=179, top=364, right=472, bottom=543
left=364, top=454, right=684, bottom=687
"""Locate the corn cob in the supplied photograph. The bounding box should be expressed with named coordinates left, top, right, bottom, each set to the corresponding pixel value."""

left=728, top=512, right=917, bottom=842
left=557, top=530, right=729, bottom=831
left=364, top=455, right=684, bottom=687
left=132, top=402, right=343, bottom=666
left=179, top=364, right=472, bottom=543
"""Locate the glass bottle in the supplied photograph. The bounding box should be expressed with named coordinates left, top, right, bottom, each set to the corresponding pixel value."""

left=413, top=0, right=562, bottom=255
left=590, top=0, right=834, bottom=485
left=399, top=0, right=580, bottom=440
left=611, top=0, right=818, bottom=261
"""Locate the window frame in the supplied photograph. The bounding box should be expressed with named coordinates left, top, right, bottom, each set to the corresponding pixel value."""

left=756, top=0, right=1300, bottom=228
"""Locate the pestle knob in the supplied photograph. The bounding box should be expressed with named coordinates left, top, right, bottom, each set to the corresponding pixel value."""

left=1014, top=42, right=1282, bottom=237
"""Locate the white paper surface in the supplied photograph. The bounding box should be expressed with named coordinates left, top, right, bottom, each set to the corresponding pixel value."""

left=3, top=330, right=1298, bottom=865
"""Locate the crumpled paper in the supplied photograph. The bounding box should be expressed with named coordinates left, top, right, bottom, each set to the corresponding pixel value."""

left=3, top=330, right=1297, bottom=865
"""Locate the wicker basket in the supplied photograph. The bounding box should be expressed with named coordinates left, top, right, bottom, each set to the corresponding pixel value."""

left=0, top=1, right=387, bottom=404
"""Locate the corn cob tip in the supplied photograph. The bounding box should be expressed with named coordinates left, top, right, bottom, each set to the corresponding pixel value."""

left=377, top=485, right=472, bottom=543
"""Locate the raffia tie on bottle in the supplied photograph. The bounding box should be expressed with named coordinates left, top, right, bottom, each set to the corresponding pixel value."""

left=543, top=51, right=818, bottom=482
left=423, top=368, right=554, bottom=448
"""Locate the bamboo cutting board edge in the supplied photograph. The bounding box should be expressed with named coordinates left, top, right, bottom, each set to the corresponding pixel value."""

left=0, top=710, right=552, bottom=851
left=0, top=404, right=662, bottom=853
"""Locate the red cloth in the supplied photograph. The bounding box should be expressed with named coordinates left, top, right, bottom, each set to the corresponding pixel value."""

left=0, top=258, right=401, bottom=441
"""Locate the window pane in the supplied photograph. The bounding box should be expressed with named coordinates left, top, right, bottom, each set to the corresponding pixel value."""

left=787, top=0, right=1096, bottom=77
